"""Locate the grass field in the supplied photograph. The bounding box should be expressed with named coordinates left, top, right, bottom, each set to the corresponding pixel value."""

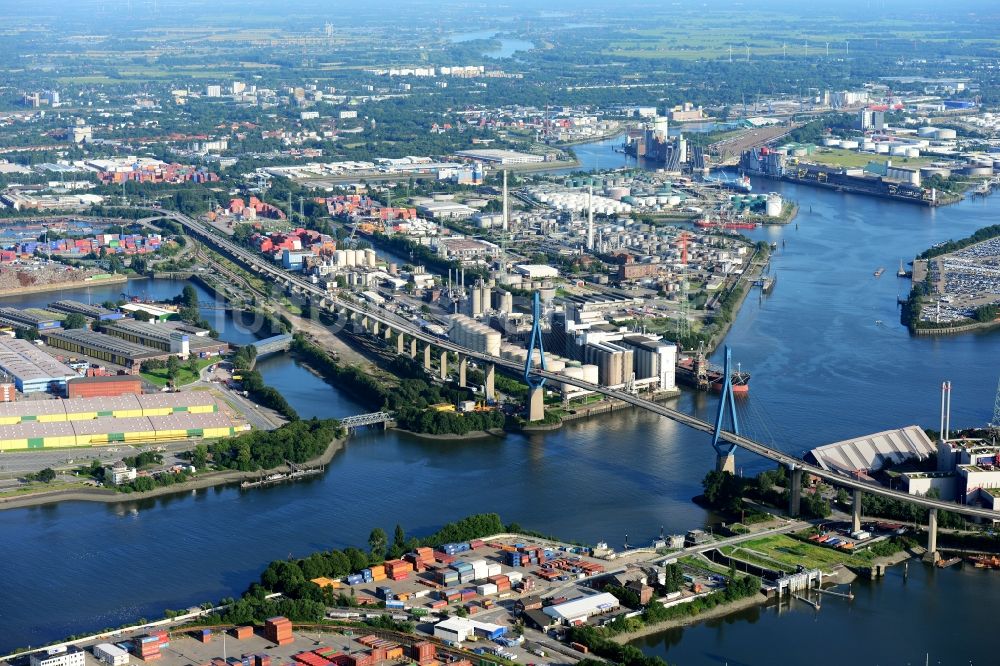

left=141, top=357, right=215, bottom=388
left=805, top=148, right=936, bottom=169
left=721, top=534, right=875, bottom=572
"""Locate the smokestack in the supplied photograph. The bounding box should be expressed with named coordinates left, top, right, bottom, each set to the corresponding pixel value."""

left=587, top=181, right=594, bottom=251
left=502, top=170, right=509, bottom=232
left=940, top=381, right=947, bottom=441
left=945, top=381, right=952, bottom=440
left=460, top=268, right=465, bottom=290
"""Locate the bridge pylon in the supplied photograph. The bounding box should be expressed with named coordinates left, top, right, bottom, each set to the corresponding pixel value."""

left=711, top=346, right=740, bottom=473
left=524, top=291, right=547, bottom=422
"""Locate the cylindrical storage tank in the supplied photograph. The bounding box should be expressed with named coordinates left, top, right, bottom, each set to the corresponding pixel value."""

left=935, top=128, right=957, bottom=140
left=861, top=141, right=876, bottom=152
left=364, top=248, right=377, bottom=266
left=876, top=144, right=890, bottom=154
left=547, top=358, right=566, bottom=373
left=765, top=194, right=782, bottom=217
left=334, top=250, right=347, bottom=267
left=905, top=148, right=920, bottom=158
left=388, top=262, right=398, bottom=275
left=560, top=366, right=585, bottom=393
left=471, top=288, right=482, bottom=315
left=823, top=138, right=841, bottom=147
left=485, top=331, right=501, bottom=357
left=964, top=166, right=994, bottom=177
left=582, top=365, right=599, bottom=385
left=607, top=187, right=630, bottom=200
left=431, top=193, right=454, bottom=201
left=890, top=145, right=908, bottom=156
left=917, top=127, right=937, bottom=138
left=839, top=140, right=859, bottom=150
left=345, top=249, right=357, bottom=266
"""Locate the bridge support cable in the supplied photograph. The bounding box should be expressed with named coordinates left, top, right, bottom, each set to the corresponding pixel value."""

left=524, top=291, right=548, bottom=422
left=711, top=346, right=740, bottom=473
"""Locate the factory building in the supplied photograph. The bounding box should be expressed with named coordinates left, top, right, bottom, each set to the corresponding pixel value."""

left=106, top=320, right=227, bottom=358
left=0, top=307, right=63, bottom=331
left=0, top=337, right=79, bottom=395
left=42, top=329, right=168, bottom=372
left=47, top=300, right=124, bottom=322
left=107, top=319, right=191, bottom=356
left=583, top=341, right=633, bottom=388
left=449, top=314, right=502, bottom=356
left=621, top=334, right=677, bottom=391
left=67, top=375, right=144, bottom=399
left=454, top=149, right=544, bottom=165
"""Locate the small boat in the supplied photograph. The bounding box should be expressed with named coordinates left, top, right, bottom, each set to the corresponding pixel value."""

left=874, top=267, right=885, bottom=277
left=969, top=554, right=1000, bottom=569
left=897, top=259, right=907, bottom=278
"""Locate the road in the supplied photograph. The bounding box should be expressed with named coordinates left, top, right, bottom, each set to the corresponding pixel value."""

left=145, top=206, right=1000, bottom=522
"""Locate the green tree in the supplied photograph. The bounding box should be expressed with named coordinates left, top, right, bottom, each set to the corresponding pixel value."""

left=369, top=527, right=388, bottom=560
left=393, top=523, right=406, bottom=551
left=63, top=313, right=88, bottom=330
left=192, top=443, right=209, bottom=469
left=133, top=309, right=153, bottom=322
left=36, top=468, right=56, bottom=483
left=166, top=355, right=181, bottom=381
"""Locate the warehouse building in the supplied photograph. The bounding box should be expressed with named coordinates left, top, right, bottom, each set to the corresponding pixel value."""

left=93, top=643, right=130, bottom=666
left=67, top=375, right=143, bottom=399
left=48, top=300, right=123, bottom=322
left=42, top=329, right=167, bottom=372
left=0, top=337, right=78, bottom=395
left=107, top=320, right=228, bottom=358
left=0, top=411, right=239, bottom=450
left=0, top=392, right=220, bottom=425
left=0, top=371, right=15, bottom=402
left=119, top=302, right=177, bottom=322
left=0, top=307, right=63, bottom=331
left=454, top=149, right=545, bottom=165
left=432, top=617, right=506, bottom=643
left=542, top=592, right=621, bottom=625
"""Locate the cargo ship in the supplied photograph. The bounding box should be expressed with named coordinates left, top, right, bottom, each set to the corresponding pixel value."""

left=675, top=350, right=750, bottom=394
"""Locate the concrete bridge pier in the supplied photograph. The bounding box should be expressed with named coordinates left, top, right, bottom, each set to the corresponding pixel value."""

left=852, top=489, right=863, bottom=534
left=925, top=508, right=940, bottom=563
left=361, top=315, right=369, bottom=330
left=788, top=466, right=803, bottom=517
left=423, top=343, right=432, bottom=371
left=439, top=350, right=448, bottom=381
left=396, top=331, right=405, bottom=355
left=409, top=338, right=418, bottom=359
left=458, top=355, right=468, bottom=388
left=716, top=452, right=735, bottom=474
left=527, top=386, right=545, bottom=422
left=371, top=320, right=380, bottom=336
left=485, top=363, right=495, bottom=401
left=384, top=325, right=392, bottom=342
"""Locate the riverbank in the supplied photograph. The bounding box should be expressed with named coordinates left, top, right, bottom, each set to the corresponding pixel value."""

left=612, top=593, right=769, bottom=644
left=0, top=436, right=347, bottom=512
left=0, top=273, right=129, bottom=299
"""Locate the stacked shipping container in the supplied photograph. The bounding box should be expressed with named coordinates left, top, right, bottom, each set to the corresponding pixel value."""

left=264, top=617, right=293, bottom=646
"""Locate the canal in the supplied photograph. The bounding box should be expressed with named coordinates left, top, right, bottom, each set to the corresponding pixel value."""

left=3, top=142, right=1000, bottom=661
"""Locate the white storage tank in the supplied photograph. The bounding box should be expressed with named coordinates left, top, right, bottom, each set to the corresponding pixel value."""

left=876, top=144, right=890, bottom=154
left=765, top=193, right=783, bottom=218
left=823, top=138, right=841, bottom=147
left=334, top=250, right=347, bottom=267
left=345, top=249, right=357, bottom=266
left=890, top=145, right=908, bottom=156
left=917, top=126, right=938, bottom=138
left=934, top=128, right=957, bottom=140
left=364, top=248, right=377, bottom=266
left=904, top=148, right=920, bottom=158
left=861, top=141, right=876, bottom=152
left=582, top=364, right=599, bottom=385
left=839, top=140, right=859, bottom=150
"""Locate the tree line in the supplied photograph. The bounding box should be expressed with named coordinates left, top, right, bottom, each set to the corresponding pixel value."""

left=209, top=418, right=342, bottom=472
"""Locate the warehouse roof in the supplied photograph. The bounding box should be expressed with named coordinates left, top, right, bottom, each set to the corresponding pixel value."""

left=137, top=392, right=218, bottom=409
left=543, top=592, right=620, bottom=621
left=0, top=399, right=68, bottom=417
left=0, top=337, right=78, bottom=384
left=146, top=412, right=234, bottom=430
left=44, top=329, right=163, bottom=360
left=72, top=416, right=154, bottom=436
left=808, top=426, right=936, bottom=476
left=0, top=420, right=75, bottom=439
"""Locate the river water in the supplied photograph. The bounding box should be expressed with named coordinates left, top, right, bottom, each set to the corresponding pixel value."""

left=3, top=143, right=1000, bottom=661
